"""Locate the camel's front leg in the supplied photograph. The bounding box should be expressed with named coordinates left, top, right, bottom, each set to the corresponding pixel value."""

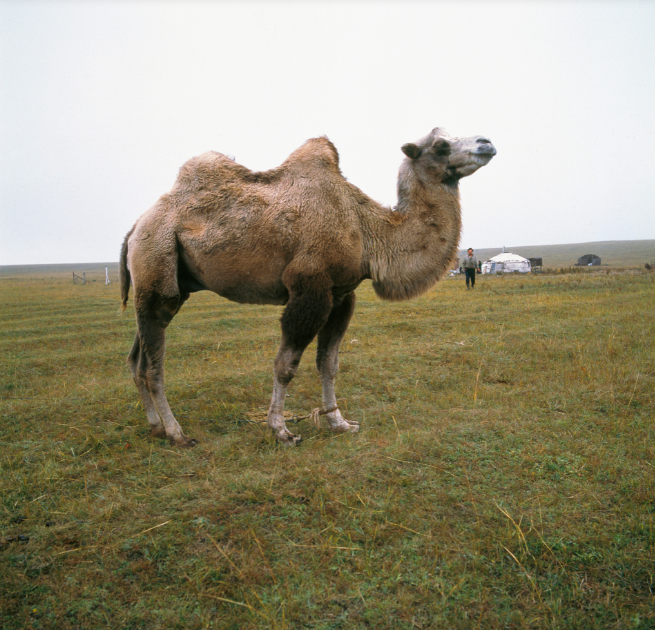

left=268, top=283, right=333, bottom=445
left=316, top=292, right=359, bottom=435
left=268, top=346, right=304, bottom=445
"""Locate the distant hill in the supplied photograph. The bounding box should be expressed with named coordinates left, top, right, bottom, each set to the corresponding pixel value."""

left=2, top=240, right=654, bottom=277
left=460, top=240, right=655, bottom=268
left=0, top=262, right=119, bottom=278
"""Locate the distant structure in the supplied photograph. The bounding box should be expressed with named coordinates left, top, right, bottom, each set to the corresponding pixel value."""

left=529, top=257, right=543, bottom=272
left=481, top=251, right=531, bottom=274
left=577, top=254, right=601, bottom=266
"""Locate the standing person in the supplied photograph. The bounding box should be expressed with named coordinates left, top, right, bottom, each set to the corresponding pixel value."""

left=461, top=248, right=478, bottom=289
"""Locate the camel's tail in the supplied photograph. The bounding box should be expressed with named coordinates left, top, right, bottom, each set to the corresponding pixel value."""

left=119, top=228, right=134, bottom=314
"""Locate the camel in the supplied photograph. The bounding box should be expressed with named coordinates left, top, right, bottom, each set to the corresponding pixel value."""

left=119, top=127, right=496, bottom=446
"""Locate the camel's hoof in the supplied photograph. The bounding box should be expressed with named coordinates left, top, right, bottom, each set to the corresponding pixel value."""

left=277, top=432, right=302, bottom=446
left=151, top=426, right=167, bottom=439
left=171, top=436, right=199, bottom=448
left=330, top=421, right=360, bottom=434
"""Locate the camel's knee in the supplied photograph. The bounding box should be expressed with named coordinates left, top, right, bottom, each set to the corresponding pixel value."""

left=316, top=293, right=355, bottom=367
left=128, top=357, right=161, bottom=393
left=316, top=354, right=339, bottom=379
left=139, top=360, right=165, bottom=392
left=127, top=329, right=165, bottom=391
left=274, top=351, right=301, bottom=385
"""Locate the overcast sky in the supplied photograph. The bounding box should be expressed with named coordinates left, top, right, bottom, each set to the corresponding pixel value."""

left=1, top=0, right=654, bottom=265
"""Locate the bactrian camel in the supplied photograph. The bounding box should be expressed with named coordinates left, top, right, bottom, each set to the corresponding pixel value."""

left=120, top=127, right=496, bottom=446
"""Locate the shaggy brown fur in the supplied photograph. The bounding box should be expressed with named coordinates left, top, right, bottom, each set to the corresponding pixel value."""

left=120, top=128, right=496, bottom=446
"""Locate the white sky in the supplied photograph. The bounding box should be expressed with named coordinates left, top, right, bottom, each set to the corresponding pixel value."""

left=1, top=0, right=654, bottom=265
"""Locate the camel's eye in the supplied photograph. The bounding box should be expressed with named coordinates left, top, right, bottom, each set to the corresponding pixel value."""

left=432, top=139, right=451, bottom=157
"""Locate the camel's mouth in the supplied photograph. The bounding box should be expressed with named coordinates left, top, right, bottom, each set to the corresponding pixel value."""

left=474, top=142, right=497, bottom=158
left=472, top=136, right=496, bottom=158
left=472, top=144, right=497, bottom=166
left=470, top=150, right=496, bottom=167
left=447, top=141, right=496, bottom=179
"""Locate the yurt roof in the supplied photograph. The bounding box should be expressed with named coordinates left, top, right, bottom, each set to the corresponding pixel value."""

left=484, top=252, right=530, bottom=263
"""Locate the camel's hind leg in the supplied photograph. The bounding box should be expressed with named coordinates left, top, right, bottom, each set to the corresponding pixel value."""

left=268, top=282, right=334, bottom=445
left=316, top=292, right=359, bottom=434
left=127, top=336, right=167, bottom=439
left=129, top=292, right=197, bottom=447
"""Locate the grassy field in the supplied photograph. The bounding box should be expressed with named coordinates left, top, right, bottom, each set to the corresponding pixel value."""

left=1, top=260, right=653, bottom=629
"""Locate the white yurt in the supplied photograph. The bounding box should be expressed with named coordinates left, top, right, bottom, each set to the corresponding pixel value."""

left=481, top=252, right=531, bottom=274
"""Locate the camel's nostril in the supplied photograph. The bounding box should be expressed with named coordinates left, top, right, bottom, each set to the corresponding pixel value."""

left=477, top=143, right=496, bottom=156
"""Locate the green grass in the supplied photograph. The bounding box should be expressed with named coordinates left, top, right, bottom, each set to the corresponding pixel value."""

left=1, top=264, right=653, bottom=629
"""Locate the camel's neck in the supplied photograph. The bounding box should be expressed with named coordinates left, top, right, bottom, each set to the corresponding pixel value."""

left=362, top=164, right=462, bottom=301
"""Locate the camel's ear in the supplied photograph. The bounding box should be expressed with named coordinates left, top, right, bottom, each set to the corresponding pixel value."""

left=401, top=143, right=421, bottom=159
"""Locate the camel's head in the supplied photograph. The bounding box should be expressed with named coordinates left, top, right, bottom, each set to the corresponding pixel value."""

left=401, top=127, right=496, bottom=184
